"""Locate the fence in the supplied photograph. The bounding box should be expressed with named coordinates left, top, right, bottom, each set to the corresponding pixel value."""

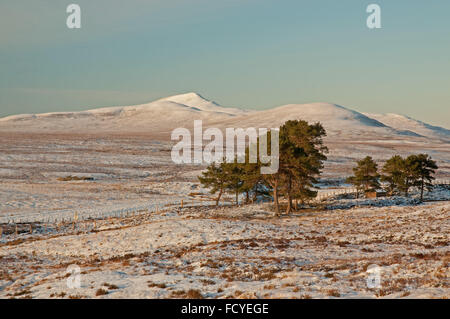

left=0, top=180, right=448, bottom=240
left=0, top=197, right=214, bottom=239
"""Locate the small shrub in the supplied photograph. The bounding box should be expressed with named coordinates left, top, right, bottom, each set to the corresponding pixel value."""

left=95, top=288, right=108, bottom=296
left=186, top=289, right=204, bottom=299
left=103, top=283, right=119, bottom=290
left=169, top=290, right=186, bottom=298
left=200, top=279, right=216, bottom=285
left=326, top=289, right=340, bottom=297
left=57, top=176, right=94, bottom=182
left=148, top=282, right=166, bottom=289
left=13, top=289, right=32, bottom=297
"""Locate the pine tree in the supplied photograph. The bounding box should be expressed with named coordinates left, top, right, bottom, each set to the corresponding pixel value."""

left=381, top=154, right=438, bottom=198
left=346, top=156, right=380, bottom=198
left=264, top=120, right=327, bottom=215
left=406, top=154, right=438, bottom=201
left=287, top=120, right=327, bottom=210
left=259, top=129, right=283, bottom=216
left=222, top=160, right=245, bottom=205
left=241, top=161, right=263, bottom=204
left=264, top=171, right=283, bottom=216
left=381, top=155, right=406, bottom=195
left=402, top=155, right=422, bottom=197
left=289, top=155, right=321, bottom=206
left=198, top=162, right=227, bottom=206
left=240, top=143, right=266, bottom=204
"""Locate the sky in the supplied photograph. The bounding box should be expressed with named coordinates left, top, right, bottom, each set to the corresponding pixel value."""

left=0, top=0, right=449, bottom=127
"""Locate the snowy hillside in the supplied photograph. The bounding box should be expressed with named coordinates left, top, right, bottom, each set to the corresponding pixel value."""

left=364, top=113, right=450, bottom=141
left=0, top=93, right=245, bottom=134
left=0, top=93, right=447, bottom=142
left=157, top=92, right=246, bottom=115
left=216, top=102, right=424, bottom=138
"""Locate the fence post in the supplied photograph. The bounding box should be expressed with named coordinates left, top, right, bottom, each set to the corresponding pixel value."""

left=29, top=224, right=33, bottom=234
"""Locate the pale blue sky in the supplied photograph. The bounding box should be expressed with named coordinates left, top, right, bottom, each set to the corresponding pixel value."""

left=0, top=0, right=449, bottom=127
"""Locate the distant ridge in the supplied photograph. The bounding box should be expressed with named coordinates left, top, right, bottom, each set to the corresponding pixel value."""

left=0, top=93, right=448, bottom=142
left=364, top=113, right=450, bottom=141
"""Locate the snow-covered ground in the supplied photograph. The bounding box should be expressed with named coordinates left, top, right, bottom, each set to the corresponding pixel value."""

left=0, top=197, right=448, bottom=299
left=0, top=132, right=448, bottom=299
left=0, top=132, right=448, bottom=224
left=0, top=106, right=448, bottom=299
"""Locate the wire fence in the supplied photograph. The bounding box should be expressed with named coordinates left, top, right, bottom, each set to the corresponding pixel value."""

left=0, top=180, right=448, bottom=240
left=0, top=198, right=215, bottom=239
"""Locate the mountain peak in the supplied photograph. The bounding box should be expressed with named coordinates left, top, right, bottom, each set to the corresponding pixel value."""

left=159, top=92, right=215, bottom=105
left=177, top=92, right=204, bottom=99
left=156, top=92, right=247, bottom=115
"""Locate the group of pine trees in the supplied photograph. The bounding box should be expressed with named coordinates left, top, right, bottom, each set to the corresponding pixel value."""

left=198, top=120, right=328, bottom=216
left=346, top=154, right=438, bottom=201
left=199, top=119, right=439, bottom=215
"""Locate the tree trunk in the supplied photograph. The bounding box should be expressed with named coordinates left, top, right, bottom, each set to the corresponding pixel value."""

left=420, top=178, right=424, bottom=201
left=285, top=177, right=292, bottom=215
left=215, top=189, right=223, bottom=207
left=286, top=193, right=292, bottom=215
left=273, top=181, right=280, bottom=217
left=253, top=185, right=257, bottom=202
left=246, top=191, right=249, bottom=204
left=235, top=191, right=239, bottom=206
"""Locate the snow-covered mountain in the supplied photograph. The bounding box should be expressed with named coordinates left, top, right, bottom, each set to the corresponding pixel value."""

left=0, top=93, right=448, bottom=142
left=213, top=102, right=426, bottom=139
left=157, top=92, right=245, bottom=115
left=364, top=113, right=450, bottom=142
left=0, top=93, right=247, bottom=134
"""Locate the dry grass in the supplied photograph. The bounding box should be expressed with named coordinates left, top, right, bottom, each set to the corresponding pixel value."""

left=264, top=284, right=276, bottom=290
left=200, top=279, right=216, bottom=285
left=169, top=289, right=204, bottom=299
left=95, top=288, right=108, bottom=296
left=148, top=282, right=167, bottom=289
left=103, top=283, right=119, bottom=290
left=57, top=176, right=94, bottom=182
left=186, top=289, right=204, bottom=299
left=12, top=288, right=32, bottom=297
left=325, top=289, right=340, bottom=297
